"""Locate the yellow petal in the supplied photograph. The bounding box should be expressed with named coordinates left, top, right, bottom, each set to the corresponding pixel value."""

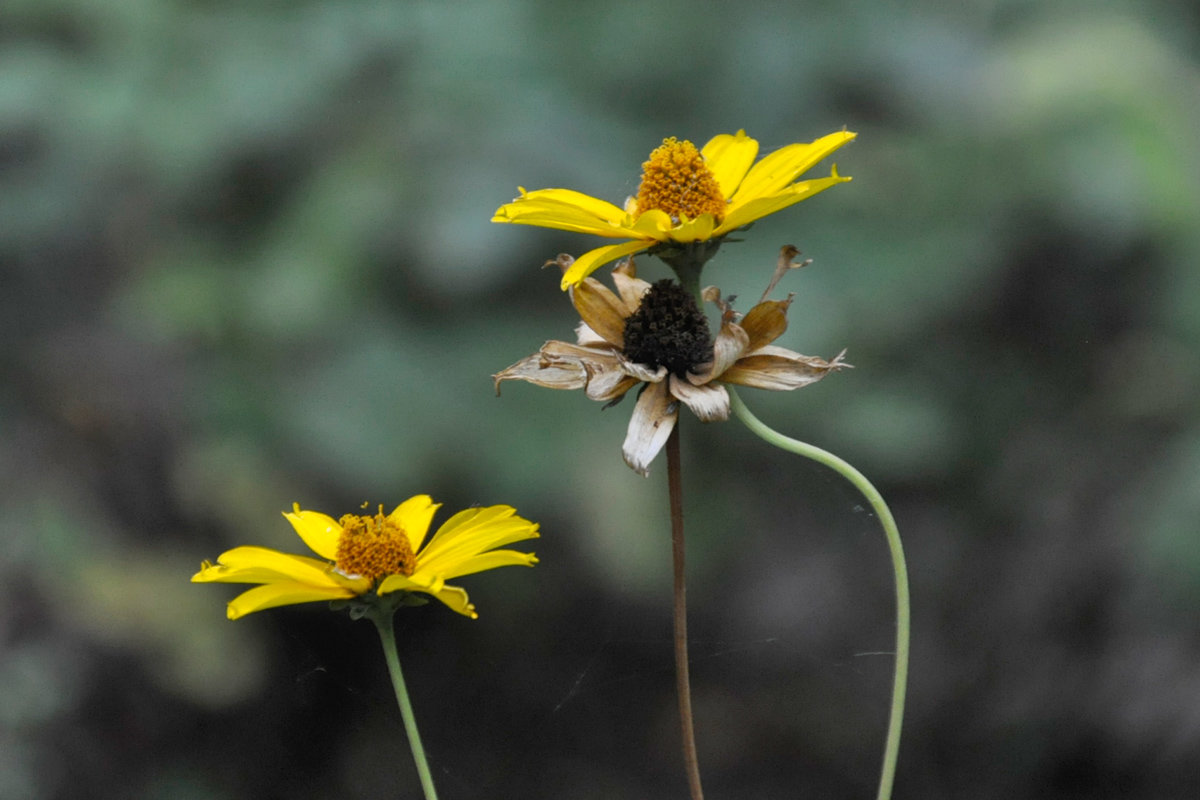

left=419, top=506, right=540, bottom=574
left=561, top=240, right=651, bottom=289
left=225, top=581, right=359, bottom=620
left=282, top=508, right=342, bottom=560
left=716, top=171, right=851, bottom=234
left=492, top=204, right=633, bottom=238
left=438, top=549, right=539, bottom=580
left=667, top=213, right=717, bottom=243
left=626, top=209, right=676, bottom=237
left=388, top=494, right=442, bottom=552
left=701, top=130, right=759, bottom=199
left=378, top=574, right=477, bottom=619
left=193, top=546, right=352, bottom=588
left=730, top=131, right=856, bottom=204
left=499, top=187, right=626, bottom=225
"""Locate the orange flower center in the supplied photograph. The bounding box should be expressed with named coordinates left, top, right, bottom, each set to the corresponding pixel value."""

left=634, top=137, right=726, bottom=224
left=335, top=506, right=416, bottom=581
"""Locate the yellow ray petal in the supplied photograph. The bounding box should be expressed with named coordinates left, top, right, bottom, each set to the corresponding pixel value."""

left=193, top=546, right=349, bottom=588
left=492, top=204, right=634, bottom=237
left=438, top=549, right=539, bottom=580
left=501, top=187, right=627, bottom=224
left=282, top=507, right=342, bottom=560
left=716, top=171, right=851, bottom=233
left=388, top=494, right=441, bottom=552
left=626, top=208, right=676, bottom=237
left=378, top=574, right=477, bottom=618
left=730, top=131, right=856, bottom=204
left=225, top=581, right=360, bottom=620
left=701, top=130, right=759, bottom=199
left=561, top=240, right=651, bottom=289
left=419, top=506, right=539, bottom=571
left=667, top=213, right=717, bottom=243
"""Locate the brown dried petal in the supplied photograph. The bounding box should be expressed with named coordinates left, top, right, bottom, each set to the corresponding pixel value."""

left=739, top=297, right=792, bottom=352
left=492, top=346, right=589, bottom=394
left=620, top=357, right=669, bottom=384
left=584, top=366, right=640, bottom=403
left=571, top=277, right=627, bottom=347
left=575, top=321, right=608, bottom=347
left=611, top=268, right=652, bottom=312
left=669, top=375, right=730, bottom=422
left=622, top=381, right=678, bottom=476
left=720, top=345, right=850, bottom=391
left=689, top=311, right=749, bottom=385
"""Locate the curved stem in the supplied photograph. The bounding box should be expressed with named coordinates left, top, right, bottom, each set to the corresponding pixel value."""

left=370, top=609, right=440, bottom=800
left=667, top=425, right=705, bottom=800
left=728, top=388, right=908, bottom=800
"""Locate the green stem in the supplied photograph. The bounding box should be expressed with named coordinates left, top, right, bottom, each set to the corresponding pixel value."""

left=667, top=425, right=705, bottom=800
left=728, top=388, right=909, bottom=800
left=369, top=608, right=440, bottom=800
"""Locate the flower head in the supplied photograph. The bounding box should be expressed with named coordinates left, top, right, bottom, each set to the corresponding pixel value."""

left=493, top=130, right=855, bottom=289
left=493, top=254, right=850, bottom=475
left=193, top=496, right=539, bottom=619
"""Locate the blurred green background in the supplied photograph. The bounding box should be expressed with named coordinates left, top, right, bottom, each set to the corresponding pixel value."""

left=3, top=0, right=1200, bottom=797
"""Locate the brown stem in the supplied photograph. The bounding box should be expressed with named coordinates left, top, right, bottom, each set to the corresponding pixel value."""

left=667, top=424, right=704, bottom=800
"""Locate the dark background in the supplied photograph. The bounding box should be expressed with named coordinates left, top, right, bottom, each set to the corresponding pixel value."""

left=3, top=1, right=1200, bottom=798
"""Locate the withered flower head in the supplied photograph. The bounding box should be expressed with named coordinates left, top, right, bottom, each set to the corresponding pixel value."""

left=493, top=253, right=850, bottom=475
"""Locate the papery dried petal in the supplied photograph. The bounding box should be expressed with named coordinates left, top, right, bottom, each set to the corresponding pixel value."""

left=669, top=375, right=730, bottom=422
left=622, top=381, right=678, bottom=476
left=720, top=346, right=850, bottom=390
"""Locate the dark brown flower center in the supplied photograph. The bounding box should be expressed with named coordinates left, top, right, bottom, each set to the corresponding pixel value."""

left=335, top=507, right=416, bottom=581
left=622, top=279, right=713, bottom=377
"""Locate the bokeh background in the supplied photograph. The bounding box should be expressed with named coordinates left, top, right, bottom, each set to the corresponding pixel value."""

left=3, top=0, right=1200, bottom=797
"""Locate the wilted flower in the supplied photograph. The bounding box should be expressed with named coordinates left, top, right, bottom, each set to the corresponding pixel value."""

left=193, top=495, right=539, bottom=619
left=493, top=255, right=849, bottom=475
left=493, top=129, right=855, bottom=288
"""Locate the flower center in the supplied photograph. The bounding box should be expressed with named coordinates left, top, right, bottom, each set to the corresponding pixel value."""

left=335, top=506, right=417, bottom=582
left=635, top=137, right=726, bottom=224
left=622, top=279, right=714, bottom=377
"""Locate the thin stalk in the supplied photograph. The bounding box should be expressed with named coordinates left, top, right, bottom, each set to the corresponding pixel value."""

left=667, top=424, right=705, bottom=800
left=370, top=609, right=440, bottom=800
left=728, top=388, right=909, bottom=800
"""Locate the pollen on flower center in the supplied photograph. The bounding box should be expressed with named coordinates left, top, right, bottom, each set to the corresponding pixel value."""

left=635, top=137, right=726, bottom=224
left=335, top=507, right=417, bottom=582
left=622, top=279, right=714, bottom=377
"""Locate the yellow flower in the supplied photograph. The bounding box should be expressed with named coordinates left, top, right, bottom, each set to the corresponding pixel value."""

left=493, top=255, right=849, bottom=475
left=192, top=496, right=539, bottom=620
left=493, top=129, right=855, bottom=289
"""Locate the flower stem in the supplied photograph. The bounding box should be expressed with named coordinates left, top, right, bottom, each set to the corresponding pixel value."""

left=369, top=608, right=440, bottom=800
left=666, top=424, right=705, bottom=800
left=728, top=388, right=909, bottom=800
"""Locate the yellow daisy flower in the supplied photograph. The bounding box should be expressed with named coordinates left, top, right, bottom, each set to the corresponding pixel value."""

left=192, top=495, right=539, bottom=620
left=493, top=255, right=849, bottom=475
left=493, top=129, right=855, bottom=289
